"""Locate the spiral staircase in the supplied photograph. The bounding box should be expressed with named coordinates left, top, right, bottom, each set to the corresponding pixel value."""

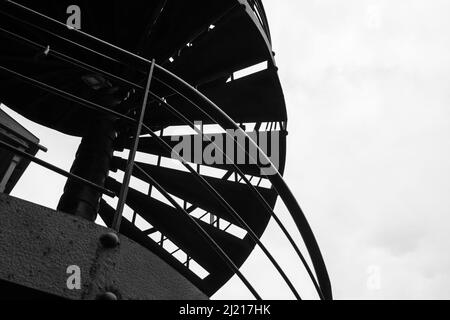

left=0, top=0, right=331, bottom=300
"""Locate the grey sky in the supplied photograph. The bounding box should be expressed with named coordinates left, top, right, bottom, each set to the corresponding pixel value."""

left=3, top=0, right=450, bottom=299
left=218, top=0, right=450, bottom=299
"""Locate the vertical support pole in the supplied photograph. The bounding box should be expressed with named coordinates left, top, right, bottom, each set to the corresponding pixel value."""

left=112, top=59, right=155, bottom=231
left=57, top=114, right=116, bottom=221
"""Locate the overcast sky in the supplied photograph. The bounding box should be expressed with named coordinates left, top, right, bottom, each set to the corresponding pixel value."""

left=220, top=0, right=450, bottom=300
left=3, top=0, right=450, bottom=300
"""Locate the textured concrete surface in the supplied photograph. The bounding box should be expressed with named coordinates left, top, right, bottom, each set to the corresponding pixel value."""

left=0, top=193, right=207, bottom=300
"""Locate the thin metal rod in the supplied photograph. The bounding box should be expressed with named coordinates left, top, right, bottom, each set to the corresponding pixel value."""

left=134, top=164, right=262, bottom=300
left=0, top=140, right=115, bottom=197
left=0, top=56, right=289, bottom=300
left=1, top=0, right=329, bottom=297
left=139, top=125, right=302, bottom=300
left=147, top=77, right=325, bottom=299
left=0, top=58, right=318, bottom=299
left=152, top=66, right=332, bottom=299
left=113, top=60, right=155, bottom=231
left=0, top=8, right=124, bottom=67
left=3, top=1, right=151, bottom=69
left=248, top=0, right=272, bottom=43
left=0, top=25, right=145, bottom=92
left=0, top=64, right=136, bottom=123
left=0, top=48, right=310, bottom=298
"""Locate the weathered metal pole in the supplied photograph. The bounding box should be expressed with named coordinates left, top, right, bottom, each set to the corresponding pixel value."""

left=57, top=80, right=122, bottom=221
left=57, top=114, right=116, bottom=221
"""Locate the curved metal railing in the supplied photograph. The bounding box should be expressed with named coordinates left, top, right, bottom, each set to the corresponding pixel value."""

left=247, top=0, right=272, bottom=43
left=0, top=0, right=332, bottom=300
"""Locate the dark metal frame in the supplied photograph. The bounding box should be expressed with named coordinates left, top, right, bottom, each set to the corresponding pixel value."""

left=0, top=0, right=332, bottom=300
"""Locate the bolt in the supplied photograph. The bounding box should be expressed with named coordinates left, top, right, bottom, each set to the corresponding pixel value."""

left=99, top=232, right=120, bottom=248
left=96, top=292, right=118, bottom=300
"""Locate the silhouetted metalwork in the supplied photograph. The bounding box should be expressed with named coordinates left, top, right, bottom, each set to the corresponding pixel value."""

left=0, top=0, right=331, bottom=300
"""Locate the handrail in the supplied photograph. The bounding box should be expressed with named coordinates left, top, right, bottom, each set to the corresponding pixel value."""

left=246, top=0, right=272, bottom=43
left=0, top=0, right=332, bottom=299
left=0, top=140, right=115, bottom=198
left=0, top=59, right=303, bottom=299
left=0, top=9, right=125, bottom=68
left=1, top=0, right=150, bottom=72
left=0, top=96, right=262, bottom=300
left=153, top=64, right=332, bottom=300
left=133, top=164, right=262, bottom=300
left=0, top=65, right=136, bottom=123
left=0, top=18, right=325, bottom=298
left=0, top=63, right=269, bottom=299
left=137, top=87, right=325, bottom=299
left=139, top=124, right=302, bottom=300
left=0, top=25, right=145, bottom=91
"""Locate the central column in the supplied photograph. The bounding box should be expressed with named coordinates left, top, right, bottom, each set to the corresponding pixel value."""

left=57, top=114, right=117, bottom=221
left=57, top=75, right=125, bottom=221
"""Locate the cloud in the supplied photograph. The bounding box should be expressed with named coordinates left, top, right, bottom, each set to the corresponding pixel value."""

left=257, top=0, right=450, bottom=299
left=3, top=0, right=450, bottom=300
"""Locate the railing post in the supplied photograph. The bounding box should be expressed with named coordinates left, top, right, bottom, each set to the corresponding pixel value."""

left=112, top=59, right=155, bottom=231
